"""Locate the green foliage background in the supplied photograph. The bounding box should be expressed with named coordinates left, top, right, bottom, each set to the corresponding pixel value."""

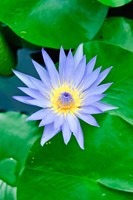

left=0, top=0, right=133, bottom=199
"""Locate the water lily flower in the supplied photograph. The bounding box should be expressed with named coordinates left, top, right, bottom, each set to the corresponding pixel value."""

left=13, top=44, right=116, bottom=149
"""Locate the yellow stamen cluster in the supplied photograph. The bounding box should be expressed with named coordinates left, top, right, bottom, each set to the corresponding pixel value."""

left=50, top=84, right=81, bottom=114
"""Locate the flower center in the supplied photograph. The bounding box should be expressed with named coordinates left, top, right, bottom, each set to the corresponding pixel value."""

left=57, top=92, right=74, bottom=110
left=50, top=84, right=82, bottom=114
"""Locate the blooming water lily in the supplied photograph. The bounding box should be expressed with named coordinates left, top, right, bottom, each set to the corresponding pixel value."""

left=13, top=44, right=116, bottom=149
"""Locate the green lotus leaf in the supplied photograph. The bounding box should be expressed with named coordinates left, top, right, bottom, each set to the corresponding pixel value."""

left=0, top=0, right=108, bottom=48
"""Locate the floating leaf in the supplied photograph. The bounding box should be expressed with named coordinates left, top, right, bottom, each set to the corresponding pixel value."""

left=0, top=112, right=41, bottom=199
left=0, top=30, right=16, bottom=76
left=0, top=180, right=16, bottom=200
left=98, top=178, right=133, bottom=193
left=94, top=17, right=133, bottom=52
left=84, top=41, right=133, bottom=125
left=18, top=115, right=133, bottom=199
left=98, top=0, right=131, bottom=7
left=0, top=0, right=108, bottom=49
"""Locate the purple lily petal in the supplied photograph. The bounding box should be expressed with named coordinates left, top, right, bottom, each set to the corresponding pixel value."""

left=62, top=120, right=72, bottom=145
left=29, top=76, right=50, bottom=92
left=93, top=66, right=113, bottom=87
left=94, top=102, right=118, bottom=112
left=13, top=70, right=37, bottom=89
left=26, top=108, right=49, bottom=121
left=27, top=98, right=51, bottom=108
left=41, top=123, right=60, bottom=146
left=64, top=50, right=74, bottom=83
left=79, top=105, right=102, bottom=114
left=85, top=83, right=113, bottom=96
left=86, top=56, right=97, bottom=75
left=13, top=96, right=33, bottom=104
left=67, top=114, right=78, bottom=133
left=74, top=43, right=83, bottom=68
left=54, top=114, right=64, bottom=131
left=74, top=56, right=86, bottom=88
left=13, top=96, right=50, bottom=108
left=82, top=94, right=106, bottom=106
left=59, top=47, right=66, bottom=83
left=79, top=66, right=101, bottom=92
left=18, top=87, right=45, bottom=99
left=42, top=49, right=60, bottom=87
left=39, top=111, right=55, bottom=127
left=73, top=120, right=84, bottom=149
left=13, top=70, right=50, bottom=93
left=77, top=112, right=99, bottom=127
left=32, top=60, right=52, bottom=88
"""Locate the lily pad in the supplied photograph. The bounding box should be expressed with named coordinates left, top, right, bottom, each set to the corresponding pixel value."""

left=98, top=0, right=131, bottom=7
left=0, top=112, right=41, bottom=199
left=94, top=17, right=133, bottom=52
left=0, top=30, right=16, bottom=76
left=17, top=115, right=133, bottom=199
left=0, top=0, right=108, bottom=48
left=84, top=41, right=133, bottom=125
